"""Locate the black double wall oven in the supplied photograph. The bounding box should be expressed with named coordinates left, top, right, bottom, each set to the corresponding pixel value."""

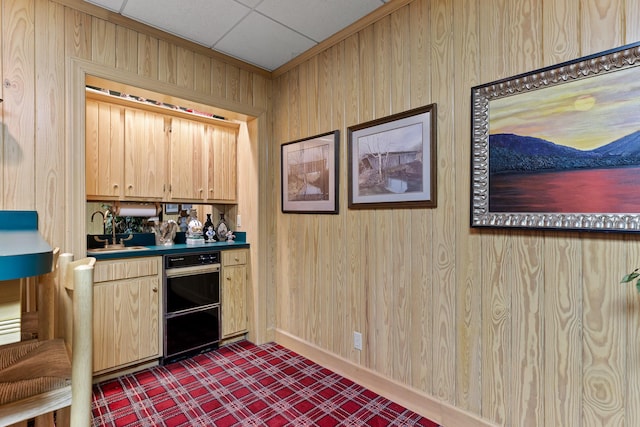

left=163, top=250, right=221, bottom=364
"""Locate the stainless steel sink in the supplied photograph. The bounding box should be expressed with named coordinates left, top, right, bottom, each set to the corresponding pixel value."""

left=87, top=245, right=149, bottom=254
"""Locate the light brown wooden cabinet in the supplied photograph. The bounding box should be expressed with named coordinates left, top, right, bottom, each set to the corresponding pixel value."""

left=205, top=125, right=238, bottom=202
left=221, top=249, right=248, bottom=338
left=92, top=257, right=162, bottom=375
left=123, top=108, right=169, bottom=200
left=86, top=91, right=238, bottom=204
left=169, top=117, right=206, bottom=201
left=86, top=98, right=125, bottom=200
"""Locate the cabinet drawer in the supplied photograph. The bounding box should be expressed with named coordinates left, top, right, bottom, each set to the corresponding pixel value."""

left=94, top=257, right=161, bottom=283
left=222, top=249, right=247, bottom=266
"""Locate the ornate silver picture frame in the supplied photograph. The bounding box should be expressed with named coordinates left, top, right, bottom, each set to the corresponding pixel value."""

left=471, top=41, right=640, bottom=232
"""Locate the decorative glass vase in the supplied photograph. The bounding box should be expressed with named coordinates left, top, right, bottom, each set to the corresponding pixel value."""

left=215, top=213, right=229, bottom=241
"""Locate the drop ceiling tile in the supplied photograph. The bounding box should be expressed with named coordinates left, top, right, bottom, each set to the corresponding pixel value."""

left=84, top=0, right=126, bottom=12
left=256, top=0, right=384, bottom=42
left=214, top=11, right=315, bottom=71
left=234, top=0, right=263, bottom=8
left=121, top=0, right=250, bottom=47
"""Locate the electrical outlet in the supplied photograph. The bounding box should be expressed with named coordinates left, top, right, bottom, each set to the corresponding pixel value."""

left=236, top=214, right=241, bottom=228
left=353, top=331, right=362, bottom=351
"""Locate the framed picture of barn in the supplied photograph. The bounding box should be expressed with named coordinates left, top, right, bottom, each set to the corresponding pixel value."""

left=281, top=130, right=339, bottom=214
left=347, top=104, right=437, bottom=209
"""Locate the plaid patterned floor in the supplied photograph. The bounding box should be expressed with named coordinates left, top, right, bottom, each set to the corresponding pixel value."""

left=92, top=340, right=440, bottom=426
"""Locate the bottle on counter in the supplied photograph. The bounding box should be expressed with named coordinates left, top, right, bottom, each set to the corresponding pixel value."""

left=203, top=213, right=214, bottom=242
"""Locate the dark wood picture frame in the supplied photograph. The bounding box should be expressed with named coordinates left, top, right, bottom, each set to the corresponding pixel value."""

left=347, top=104, right=437, bottom=209
left=281, top=130, right=339, bottom=214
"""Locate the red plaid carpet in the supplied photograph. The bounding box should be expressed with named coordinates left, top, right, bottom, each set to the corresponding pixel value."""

left=92, top=340, right=440, bottom=426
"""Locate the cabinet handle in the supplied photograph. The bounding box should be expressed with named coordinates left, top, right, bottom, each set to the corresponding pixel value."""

left=152, top=287, right=158, bottom=292
left=234, top=257, right=239, bottom=261
left=226, top=276, right=231, bottom=281
left=113, top=183, right=118, bottom=189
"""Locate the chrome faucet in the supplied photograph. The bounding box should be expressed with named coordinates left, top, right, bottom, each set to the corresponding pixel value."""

left=90, top=210, right=106, bottom=234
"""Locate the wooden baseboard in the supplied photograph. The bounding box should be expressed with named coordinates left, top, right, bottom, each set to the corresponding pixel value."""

left=274, top=329, right=497, bottom=427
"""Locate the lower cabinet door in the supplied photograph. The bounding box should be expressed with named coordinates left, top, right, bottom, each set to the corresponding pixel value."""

left=93, top=275, right=160, bottom=373
left=221, top=264, right=247, bottom=338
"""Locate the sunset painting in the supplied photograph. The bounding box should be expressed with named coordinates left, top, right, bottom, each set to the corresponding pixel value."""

left=488, top=65, right=640, bottom=214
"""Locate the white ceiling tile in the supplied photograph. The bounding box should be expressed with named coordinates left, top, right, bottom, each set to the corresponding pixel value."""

left=234, top=0, right=263, bottom=8
left=84, top=0, right=126, bottom=12
left=256, top=0, right=383, bottom=42
left=214, top=11, right=315, bottom=71
left=121, top=0, right=250, bottom=47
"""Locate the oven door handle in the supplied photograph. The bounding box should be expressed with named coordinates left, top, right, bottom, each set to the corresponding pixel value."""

left=165, top=264, right=220, bottom=278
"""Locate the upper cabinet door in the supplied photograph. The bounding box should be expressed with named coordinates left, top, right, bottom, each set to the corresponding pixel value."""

left=123, top=108, right=168, bottom=199
left=206, top=125, right=237, bottom=202
left=86, top=99, right=125, bottom=200
left=168, top=117, right=205, bottom=201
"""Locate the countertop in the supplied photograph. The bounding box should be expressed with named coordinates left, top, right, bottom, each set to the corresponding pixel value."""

left=0, top=211, right=53, bottom=281
left=86, top=231, right=249, bottom=260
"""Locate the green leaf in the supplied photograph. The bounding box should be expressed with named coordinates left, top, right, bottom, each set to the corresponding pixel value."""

left=621, top=271, right=640, bottom=283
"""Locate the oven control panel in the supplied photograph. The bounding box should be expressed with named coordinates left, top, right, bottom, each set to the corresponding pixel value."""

left=165, top=251, right=220, bottom=269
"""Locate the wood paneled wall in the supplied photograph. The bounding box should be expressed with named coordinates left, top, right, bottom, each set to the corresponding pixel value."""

left=271, top=0, right=640, bottom=426
left=0, top=0, right=270, bottom=348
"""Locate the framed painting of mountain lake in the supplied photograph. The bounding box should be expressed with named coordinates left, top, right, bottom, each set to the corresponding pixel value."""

left=281, top=130, right=339, bottom=214
left=471, top=41, right=640, bottom=232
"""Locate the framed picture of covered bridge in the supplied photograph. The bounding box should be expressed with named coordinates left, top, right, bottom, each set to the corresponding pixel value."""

left=347, top=104, right=437, bottom=209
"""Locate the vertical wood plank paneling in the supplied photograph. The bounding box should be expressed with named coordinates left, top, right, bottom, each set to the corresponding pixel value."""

left=91, top=16, right=115, bottom=66
left=545, top=234, right=583, bottom=426
left=239, top=69, right=253, bottom=107
left=343, top=32, right=363, bottom=364
left=115, top=25, right=137, bottom=73
left=329, top=42, right=347, bottom=357
left=582, top=237, right=626, bottom=426
left=251, top=74, right=268, bottom=111
left=479, top=0, right=511, bottom=423
left=211, top=58, right=226, bottom=98
left=625, top=236, right=640, bottom=426
left=581, top=0, right=623, bottom=54
left=34, top=0, right=65, bottom=245
left=452, top=0, right=482, bottom=413
left=64, top=7, right=91, bottom=60
left=226, top=63, right=240, bottom=103
left=3, top=0, right=35, bottom=209
left=194, top=53, right=211, bottom=95
left=580, top=3, right=624, bottom=427
left=158, top=39, right=177, bottom=84
left=507, top=1, right=545, bottom=425
left=137, top=33, right=158, bottom=79
left=430, top=0, right=455, bottom=403
left=176, top=46, right=195, bottom=89
left=371, top=14, right=393, bottom=378
left=358, top=23, right=375, bottom=369
left=389, top=5, right=411, bottom=384
left=407, top=0, right=433, bottom=394
left=273, top=75, right=288, bottom=332
left=625, top=0, right=640, bottom=42
left=317, top=49, right=332, bottom=351
left=541, top=2, right=582, bottom=426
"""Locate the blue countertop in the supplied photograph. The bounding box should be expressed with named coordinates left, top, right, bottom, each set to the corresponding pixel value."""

left=0, top=211, right=53, bottom=281
left=86, top=232, right=248, bottom=260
